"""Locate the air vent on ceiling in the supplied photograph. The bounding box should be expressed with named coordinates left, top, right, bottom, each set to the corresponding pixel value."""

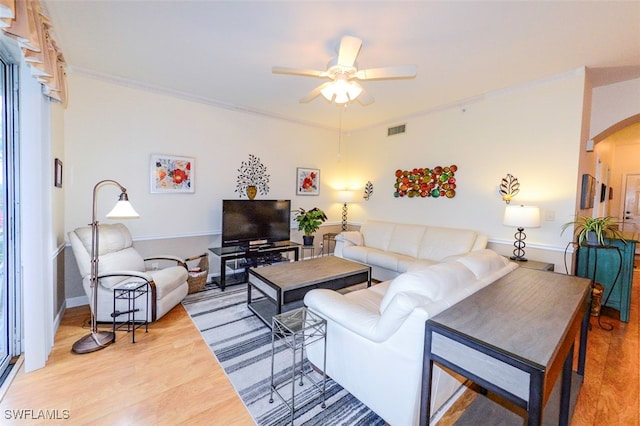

left=387, top=124, right=406, bottom=136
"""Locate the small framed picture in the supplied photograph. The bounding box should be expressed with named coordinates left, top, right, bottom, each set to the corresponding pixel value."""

left=54, top=158, right=63, bottom=188
left=296, top=167, right=320, bottom=196
left=150, top=154, right=194, bottom=193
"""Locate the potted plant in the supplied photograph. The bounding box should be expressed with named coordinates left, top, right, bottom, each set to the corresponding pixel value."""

left=294, top=207, right=327, bottom=246
left=235, top=154, right=270, bottom=199
left=561, top=215, right=624, bottom=246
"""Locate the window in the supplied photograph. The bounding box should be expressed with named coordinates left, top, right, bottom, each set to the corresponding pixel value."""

left=0, top=48, right=20, bottom=384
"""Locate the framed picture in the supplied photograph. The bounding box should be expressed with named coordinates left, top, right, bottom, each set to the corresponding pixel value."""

left=296, top=167, right=320, bottom=195
left=150, top=154, right=194, bottom=193
left=54, top=158, right=63, bottom=188
left=580, top=174, right=595, bottom=209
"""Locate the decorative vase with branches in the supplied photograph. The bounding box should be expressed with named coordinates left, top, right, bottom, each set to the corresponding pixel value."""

left=236, top=154, right=270, bottom=199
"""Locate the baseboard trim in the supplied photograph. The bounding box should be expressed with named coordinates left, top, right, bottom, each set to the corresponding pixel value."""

left=66, top=295, right=88, bottom=308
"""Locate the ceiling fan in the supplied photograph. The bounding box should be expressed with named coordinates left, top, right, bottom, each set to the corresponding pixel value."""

left=272, top=35, right=417, bottom=106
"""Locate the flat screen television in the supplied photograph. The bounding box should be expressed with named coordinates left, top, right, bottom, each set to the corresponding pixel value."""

left=222, top=199, right=291, bottom=248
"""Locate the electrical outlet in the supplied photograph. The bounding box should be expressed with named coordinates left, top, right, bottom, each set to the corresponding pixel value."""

left=319, top=242, right=324, bottom=248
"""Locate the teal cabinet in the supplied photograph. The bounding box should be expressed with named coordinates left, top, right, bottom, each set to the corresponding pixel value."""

left=575, top=238, right=636, bottom=322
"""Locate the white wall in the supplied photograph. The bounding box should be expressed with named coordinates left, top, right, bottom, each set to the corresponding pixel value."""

left=64, top=74, right=346, bottom=239
left=611, top=134, right=640, bottom=219
left=64, top=69, right=591, bottom=290
left=590, top=77, right=640, bottom=138
left=343, top=71, right=587, bottom=257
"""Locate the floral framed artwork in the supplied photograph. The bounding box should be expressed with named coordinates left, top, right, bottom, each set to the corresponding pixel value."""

left=150, top=154, right=194, bottom=193
left=296, top=167, right=320, bottom=195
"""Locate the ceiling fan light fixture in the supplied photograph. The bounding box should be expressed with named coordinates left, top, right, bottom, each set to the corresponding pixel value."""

left=320, top=78, right=362, bottom=105
left=274, top=35, right=417, bottom=106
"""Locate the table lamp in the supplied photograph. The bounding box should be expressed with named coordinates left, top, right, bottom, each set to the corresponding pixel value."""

left=337, top=190, right=355, bottom=231
left=503, top=205, right=540, bottom=261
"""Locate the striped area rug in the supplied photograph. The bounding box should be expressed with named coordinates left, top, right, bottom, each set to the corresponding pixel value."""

left=182, top=284, right=385, bottom=426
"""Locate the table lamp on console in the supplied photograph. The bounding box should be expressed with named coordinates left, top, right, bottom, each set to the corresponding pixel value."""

left=503, top=204, right=541, bottom=262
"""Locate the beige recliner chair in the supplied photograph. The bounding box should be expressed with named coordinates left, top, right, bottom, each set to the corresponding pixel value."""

left=69, top=223, right=189, bottom=322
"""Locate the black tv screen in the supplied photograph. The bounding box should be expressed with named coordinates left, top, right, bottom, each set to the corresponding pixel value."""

left=222, top=199, right=291, bottom=247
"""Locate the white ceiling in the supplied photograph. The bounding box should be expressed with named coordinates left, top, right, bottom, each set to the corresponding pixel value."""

left=44, top=1, right=640, bottom=131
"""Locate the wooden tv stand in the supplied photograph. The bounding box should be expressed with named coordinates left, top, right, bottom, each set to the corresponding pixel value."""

left=209, top=241, right=300, bottom=290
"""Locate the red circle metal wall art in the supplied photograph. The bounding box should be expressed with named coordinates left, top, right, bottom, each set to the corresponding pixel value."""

left=393, top=165, right=458, bottom=198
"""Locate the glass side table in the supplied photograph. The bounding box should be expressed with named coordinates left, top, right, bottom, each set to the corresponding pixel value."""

left=112, top=280, right=149, bottom=343
left=269, top=307, right=327, bottom=425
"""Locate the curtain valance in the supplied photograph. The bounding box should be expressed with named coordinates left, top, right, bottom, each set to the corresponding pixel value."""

left=0, top=0, right=67, bottom=105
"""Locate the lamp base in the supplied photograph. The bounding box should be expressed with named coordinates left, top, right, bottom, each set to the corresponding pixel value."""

left=509, top=256, right=528, bottom=262
left=72, top=331, right=115, bottom=354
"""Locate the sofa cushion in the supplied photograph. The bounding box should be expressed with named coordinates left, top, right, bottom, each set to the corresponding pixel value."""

left=342, top=245, right=371, bottom=264
left=418, top=227, right=479, bottom=261
left=98, top=247, right=146, bottom=288
left=361, top=220, right=395, bottom=251
left=404, top=258, right=438, bottom=272
left=367, top=250, right=400, bottom=272
left=387, top=224, right=427, bottom=257
left=74, top=223, right=134, bottom=256
left=454, top=249, right=511, bottom=279
left=379, top=262, right=476, bottom=313
left=148, top=266, right=189, bottom=298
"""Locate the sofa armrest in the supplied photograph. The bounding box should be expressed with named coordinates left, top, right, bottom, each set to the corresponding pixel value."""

left=145, top=255, right=188, bottom=269
left=334, top=231, right=363, bottom=258
left=305, top=289, right=380, bottom=335
left=305, top=289, right=430, bottom=343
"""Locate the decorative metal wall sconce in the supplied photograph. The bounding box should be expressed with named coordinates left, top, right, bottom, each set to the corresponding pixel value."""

left=499, top=174, right=520, bottom=204
left=363, top=181, right=373, bottom=201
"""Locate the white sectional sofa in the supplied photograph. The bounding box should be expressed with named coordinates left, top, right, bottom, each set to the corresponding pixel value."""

left=334, top=219, right=488, bottom=281
left=304, top=249, right=518, bottom=426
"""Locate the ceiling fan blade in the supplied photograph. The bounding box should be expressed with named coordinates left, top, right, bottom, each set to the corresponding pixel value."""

left=355, top=86, right=374, bottom=105
left=355, top=64, right=418, bottom=80
left=299, top=82, right=333, bottom=103
left=337, top=36, right=362, bottom=68
left=272, top=66, right=329, bottom=78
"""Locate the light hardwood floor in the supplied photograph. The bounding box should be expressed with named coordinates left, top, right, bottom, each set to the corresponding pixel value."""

left=0, top=271, right=638, bottom=425
left=0, top=303, right=253, bottom=425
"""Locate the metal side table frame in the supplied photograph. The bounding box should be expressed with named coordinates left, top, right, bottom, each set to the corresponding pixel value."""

left=112, top=280, right=149, bottom=343
left=269, top=307, right=327, bottom=425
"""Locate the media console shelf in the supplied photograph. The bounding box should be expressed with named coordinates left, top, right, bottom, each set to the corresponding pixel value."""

left=209, top=242, right=300, bottom=290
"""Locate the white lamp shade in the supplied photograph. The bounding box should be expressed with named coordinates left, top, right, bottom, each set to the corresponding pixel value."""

left=320, top=78, right=362, bottom=105
left=337, top=190, right=355, bottom=203
left=503, top=205, right=540, bottom=228
left=106, top=200, right=140, bottom=219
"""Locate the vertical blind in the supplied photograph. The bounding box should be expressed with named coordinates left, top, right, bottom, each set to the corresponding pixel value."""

left=0, top=0, right=67, bottom=105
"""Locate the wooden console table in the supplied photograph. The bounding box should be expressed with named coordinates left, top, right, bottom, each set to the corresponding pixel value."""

left=420, top=268, right=591, bottom=425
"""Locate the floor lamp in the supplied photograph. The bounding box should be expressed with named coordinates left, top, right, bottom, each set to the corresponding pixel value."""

left=337, top=190, right=354, bottom=231
left=72, top=180, right=140, bottom=354
left=503, top=205, right=540, bottom=262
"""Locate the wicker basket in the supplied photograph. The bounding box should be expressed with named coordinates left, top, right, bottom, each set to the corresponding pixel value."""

left=186, top=253, right=209, bottom=294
